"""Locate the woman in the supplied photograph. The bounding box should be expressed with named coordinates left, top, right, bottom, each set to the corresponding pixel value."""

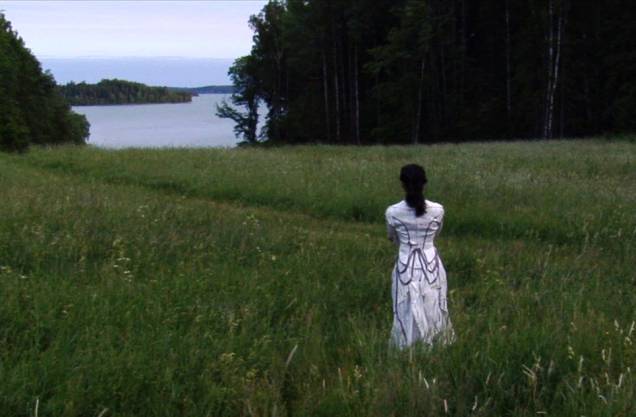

left=385, top=164, right=454, bottom=349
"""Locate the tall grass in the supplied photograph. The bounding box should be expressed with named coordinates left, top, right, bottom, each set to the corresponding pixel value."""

left=0, top=140, right=634, bottom=416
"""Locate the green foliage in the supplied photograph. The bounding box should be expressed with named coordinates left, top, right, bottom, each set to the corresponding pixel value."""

left=215, top=56, right=260, bottom=144
left=0, top=13, right=89, bottom=152
left=59, top=79, right=194, bottom=106
left=65, top=111, right=91, bottom=145
left=0, top=106, right=30, bottom=152
left=227, top=0, right=636, bottom=144
left=247, top=1, right=287, bottom=142
left=366, top=0, right=433, bottom=142
left=1, top=140, right=634, bottom=416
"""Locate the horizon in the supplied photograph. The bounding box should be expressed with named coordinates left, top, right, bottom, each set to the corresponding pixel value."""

left=40, top=56, right=237, bottom=87
left=2, top=1, right=268, bottom=86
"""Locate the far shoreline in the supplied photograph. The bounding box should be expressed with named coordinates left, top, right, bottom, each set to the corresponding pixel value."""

left=71, top=92, right=229, bottom=107
left=61, top=79, right=233, bottom=106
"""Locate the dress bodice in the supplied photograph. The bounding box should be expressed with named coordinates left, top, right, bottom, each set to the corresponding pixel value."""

left=385, top=199, right=444, bottom=250
left=385, top=200, right=444, bottom=279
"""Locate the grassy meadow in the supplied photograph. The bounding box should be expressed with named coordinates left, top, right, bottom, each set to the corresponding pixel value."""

left=0, top=139, right=634, bottom=416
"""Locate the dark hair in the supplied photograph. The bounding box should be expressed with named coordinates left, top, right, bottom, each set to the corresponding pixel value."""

left=400, top=164, right=428, bottom=217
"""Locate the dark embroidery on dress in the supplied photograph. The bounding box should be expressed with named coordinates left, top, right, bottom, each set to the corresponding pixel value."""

left=390, top=214, right=443, bottom=344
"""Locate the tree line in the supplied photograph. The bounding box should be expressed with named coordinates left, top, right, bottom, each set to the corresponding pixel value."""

left=1, top=13, right=89, bottom=152
left=219, top=0, right=636, bottom=145
left=60, top=79, right=194, bottom=106
left=187, top=85, right=234, bottom=94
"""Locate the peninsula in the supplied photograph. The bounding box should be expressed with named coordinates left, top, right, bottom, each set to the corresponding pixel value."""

left=59, top=79, right=194, bottom=106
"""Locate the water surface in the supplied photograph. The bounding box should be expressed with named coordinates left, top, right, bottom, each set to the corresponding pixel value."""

left=73, top=94, right=239, bottom=148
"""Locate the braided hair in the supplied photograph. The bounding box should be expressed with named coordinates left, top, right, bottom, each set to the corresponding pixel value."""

left=399, top=164, right=428, bottom=217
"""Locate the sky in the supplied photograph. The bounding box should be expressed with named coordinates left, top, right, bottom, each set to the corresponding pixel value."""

left=0, top=0, right=268, bottom=86
left=1, top=0, right=267, bottom=58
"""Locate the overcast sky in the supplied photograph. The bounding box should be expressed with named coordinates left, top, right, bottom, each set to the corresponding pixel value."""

left=1, top=0, right=268, bottom=59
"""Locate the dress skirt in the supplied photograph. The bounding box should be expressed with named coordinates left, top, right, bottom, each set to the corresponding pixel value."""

left=390, top=246, right=455, bottom=349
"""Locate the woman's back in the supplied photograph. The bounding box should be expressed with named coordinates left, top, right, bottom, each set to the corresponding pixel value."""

left=385, top=199, right=444, bottom=257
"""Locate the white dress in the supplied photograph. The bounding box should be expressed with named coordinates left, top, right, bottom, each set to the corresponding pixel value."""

left=385, top=199, right=455, bottom=349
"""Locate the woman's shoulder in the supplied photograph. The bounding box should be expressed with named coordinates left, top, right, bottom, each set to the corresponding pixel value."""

left=425, top=199, right=444, bottom=216
left=385, top=200, right=407, bottom=215
left=386, top=200, right=444, bottom=219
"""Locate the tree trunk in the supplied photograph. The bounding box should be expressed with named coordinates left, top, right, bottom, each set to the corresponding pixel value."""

left=354, top=42, right=361, bottom=145
left=414, top=57, right=426, bottom=144
left=339, top=33, right=348, bottom=142
left=348, top=39, right=355, bottom=143
left=249, top=99, right=259, bottom=143
left=375, top=73, right=381, bottom=136
left=505, top=0, right=512, bottom=125
left=459, top=0, right=466, bottom=107
left=332, top=20, right=341, bottom=143
left=544, top=0, right=566, bottom=139
left=270, top=48, right=283, bottom=142
left=439, top=37, right=447, bottom=129
left=560, top=26, right=566, bottom=138
left=430, top=46, right=441, bottom=139
left=543, top=0, right=554, bottom=138
left=322, top=49, right=331, bottom=142
left=550, top=2, right=565, bottom=138
left=560, top=62, right=565, bottom=138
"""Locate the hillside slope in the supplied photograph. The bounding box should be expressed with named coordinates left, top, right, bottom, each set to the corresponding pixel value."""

left=0, top=141, right=634, bottom=416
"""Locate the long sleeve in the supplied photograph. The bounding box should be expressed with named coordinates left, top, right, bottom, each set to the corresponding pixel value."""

left=385, top=208, right=398, bottom=244
left=434, top=208, right=445, bottom=237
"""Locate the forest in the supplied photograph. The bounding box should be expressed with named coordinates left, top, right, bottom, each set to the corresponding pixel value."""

left=220, top=0, right=636, bottom=145
left=59, top=79, right=194, bottom=106
left=0, top=13, right=89, bottom=152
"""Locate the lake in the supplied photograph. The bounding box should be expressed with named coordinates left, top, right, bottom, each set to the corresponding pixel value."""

left=72, top=94, right=240, bottom=148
